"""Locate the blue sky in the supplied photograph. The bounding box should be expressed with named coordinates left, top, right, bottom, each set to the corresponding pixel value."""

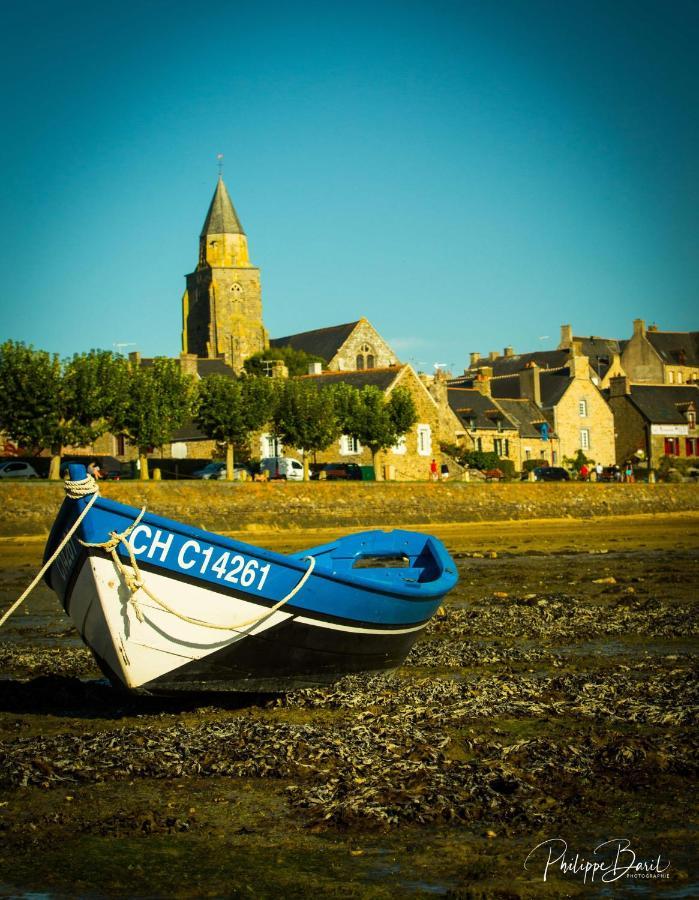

left=1, top=0, right=697, bottom=373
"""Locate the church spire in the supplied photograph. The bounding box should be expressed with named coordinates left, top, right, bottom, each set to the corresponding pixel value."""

left=197, top=176, right=250, bottom=268
left=200, top=176, right=245, bottom=237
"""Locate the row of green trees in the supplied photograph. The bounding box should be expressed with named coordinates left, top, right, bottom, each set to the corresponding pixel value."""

left=0, top=341, right=417, bottom=480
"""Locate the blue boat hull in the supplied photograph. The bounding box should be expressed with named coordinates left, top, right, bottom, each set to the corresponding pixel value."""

left=44, top=466, right=458, bottom=693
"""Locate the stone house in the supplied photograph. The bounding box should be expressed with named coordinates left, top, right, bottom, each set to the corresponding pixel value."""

left=444, top=382, right=559, bottom=469
left=621, top=319, right=699, bottom=386
left=270, top=318, right=398, bottom=372
left=607, top=376, right=699, bottom=468
left=455, top=341, right=616, bottom=465
left=259, top=364, right=441, bottom=480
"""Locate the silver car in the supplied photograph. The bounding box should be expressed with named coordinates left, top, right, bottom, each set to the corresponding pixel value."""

left=0, top=460, right=40, bottom=479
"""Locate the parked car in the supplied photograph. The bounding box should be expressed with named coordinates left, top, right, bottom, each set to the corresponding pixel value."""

left=533, top=466, right=570, bottom=482
left=0, top=460, right=40, bottom=479
left=310, top=462, right=363, bottom=481
left=259, top=457, right=304, bottom=481
left=192, top=462, right=251, bottom=480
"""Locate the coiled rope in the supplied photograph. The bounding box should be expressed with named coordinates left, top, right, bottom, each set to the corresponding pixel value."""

left=0, top=474, right=101, bottom=629
left=0, top=472, right=316, bottom=634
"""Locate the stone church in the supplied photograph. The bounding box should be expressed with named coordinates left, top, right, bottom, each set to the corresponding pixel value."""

left=181, top=177, right=395, bottom=373
left=181, top=177, right=269, bottom=372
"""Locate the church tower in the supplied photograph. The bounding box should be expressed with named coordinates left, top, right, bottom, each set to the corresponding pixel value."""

left=182, top=177, right=268, bottom=371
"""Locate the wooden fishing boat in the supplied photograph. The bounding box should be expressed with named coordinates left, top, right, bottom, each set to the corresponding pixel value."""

left=43, top=464, right=459, bottom=693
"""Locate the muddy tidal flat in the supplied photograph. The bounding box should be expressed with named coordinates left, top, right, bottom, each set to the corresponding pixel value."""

left=0, top=516, right=697, bottom=898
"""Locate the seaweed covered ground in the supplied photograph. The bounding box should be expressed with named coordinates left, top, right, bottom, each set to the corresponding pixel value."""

left=0, top=519, right=697, bottom=898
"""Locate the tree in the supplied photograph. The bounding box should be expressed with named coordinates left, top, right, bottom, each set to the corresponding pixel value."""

left=344, top=385, right=417, bottom=480
left=272, top=380, right=341, bottom=480
left=244, top=346, right=326, bottom=378
left=195, top=374, right=276, bottom=479
left=117, top=358, right=195, bottom=480
left=0, top=341, right=128, bottom=479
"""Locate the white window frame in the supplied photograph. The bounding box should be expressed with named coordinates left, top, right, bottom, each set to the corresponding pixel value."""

left=260, top=432, right=282, bottom=458
left=578, top=399, right=588, bottom=417
left=417, top=424, right=432, bottom=456
left=580, top=428, right=590, bottom=451
left=391, top=435, right=407, bottom=455
left=339, top=434, right=361, bottom=456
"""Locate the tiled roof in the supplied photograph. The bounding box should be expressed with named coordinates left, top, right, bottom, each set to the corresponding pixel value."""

left=270, top=321, right=360, bottom=362
left=200, top=177, right=245, bottom=236
left=627, top=384, right=699, bottom=424
left=486, top=369, right=571, bottom=408
left=495, top=398, right=554, bottom=438
left=469, top=349, right=569, bottom=375
left=573, top=336, right=622, bottom=380
left=298, top=366, right=401, bottom=392
left=645, top=331, right=699, bottom=367
left=447, top=388, right=517, bottom=432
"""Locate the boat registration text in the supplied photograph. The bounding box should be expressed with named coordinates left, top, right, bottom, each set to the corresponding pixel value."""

left=127, top=525, right=272, bottom=591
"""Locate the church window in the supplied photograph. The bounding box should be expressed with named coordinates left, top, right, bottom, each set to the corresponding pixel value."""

left=231, top=283, right=243, bottom=294
left=356, top=343, right=375, bottom=370
left=580, top=428, right=590, bottom=450
left=578, top=399, right=588, bottom=417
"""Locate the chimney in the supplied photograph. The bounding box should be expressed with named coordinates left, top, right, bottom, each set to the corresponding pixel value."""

left=633, top=318, right=646, bottom=338
left=488, top=351, right=498, bottom=362
left=474, top=366, right=492, bottom=396
left=560, top=324, right=573, bottom=349
left=469, top=351, right=480, bottom=368
left=519, top=362, right=541, bottom=406
left=271, top=361, right=289, bottom=379
left=609, top=375, right=631, bottom=397
left=179, top=352, right=199, bottom=377
left=504, top=346, right=514, bottom=358
left=307, top=361, right=322, bottom=375
left=426, top=370, right=448, bottom=406
left=128, top=350, right=141, bottom=366
left=568, top=340, right=589, bottom=379
left=648, top=323, right=659, bottom=332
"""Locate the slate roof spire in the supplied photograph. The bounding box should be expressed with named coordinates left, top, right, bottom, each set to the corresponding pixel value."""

left=200, top=176, right=245, bottom=237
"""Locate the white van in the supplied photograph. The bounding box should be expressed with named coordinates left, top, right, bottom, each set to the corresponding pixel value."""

left=259, top=457, right=304, bottom=481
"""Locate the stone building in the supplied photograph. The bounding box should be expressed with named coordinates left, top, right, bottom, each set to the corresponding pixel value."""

left=444, top=382, right=559, bottom=469
left=454, top=341, right=615, bottom=465
left=621, top=319, right=699, bottom=386
left=181, top=177, right=269, bottom=372
left=607, top=377, right=699, bottom=468
left=271, top=318, right=397, bottom=371
left=260, top=365, right=441, bottom=480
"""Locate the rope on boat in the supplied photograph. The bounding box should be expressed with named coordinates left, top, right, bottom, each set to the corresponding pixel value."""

left=0, top=475, right=102, bottom=630
left=79, top=504, right=316, bottom=632
left=0, top=471, right=316, bottom=634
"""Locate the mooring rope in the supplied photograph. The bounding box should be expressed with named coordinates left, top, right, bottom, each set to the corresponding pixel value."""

left=82, top=521, right=315, bottom=631
left=1, top=473, right=316, bottom=634
left=0, top=475, right=101, bottom=630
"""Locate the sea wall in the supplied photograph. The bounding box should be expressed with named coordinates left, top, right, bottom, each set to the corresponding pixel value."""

left=2, top=481, right=698, bottom=537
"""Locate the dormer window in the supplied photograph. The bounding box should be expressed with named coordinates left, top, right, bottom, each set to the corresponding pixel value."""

left=688, top=410, right=696, bottom=429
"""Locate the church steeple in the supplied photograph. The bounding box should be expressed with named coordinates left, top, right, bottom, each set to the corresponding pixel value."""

left=197, top=177, right=250, bottom=268
left=200, top=177, right=244, bottom=236
left=182, top=176, right=268, bottom=371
